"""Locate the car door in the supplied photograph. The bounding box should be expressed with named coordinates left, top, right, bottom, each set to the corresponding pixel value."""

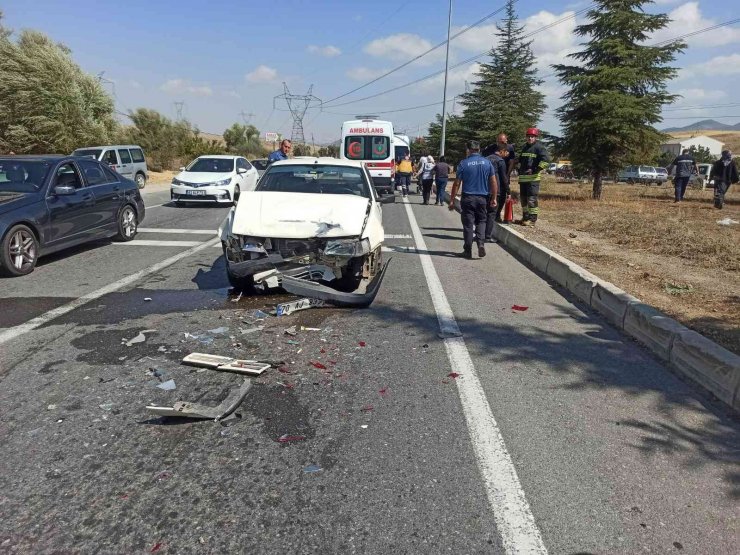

left=102, top=149, right=120, bottom=172
left=117, top=148, right=135, bottom=180
left=46, top=161, right=98, bottom=246
left=79, top=159, right=121, bottom=233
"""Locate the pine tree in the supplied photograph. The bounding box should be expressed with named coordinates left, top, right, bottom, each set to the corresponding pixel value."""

left=554, top=0, right=684, bottom=199
left=458, top=0, right=545, bottom=149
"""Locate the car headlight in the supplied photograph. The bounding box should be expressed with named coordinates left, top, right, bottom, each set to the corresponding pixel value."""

left=214, top=178, right=232, bottom=186
left=324, top=238, right=371, bottom=257
left=172, top=178, right=182, bottom=185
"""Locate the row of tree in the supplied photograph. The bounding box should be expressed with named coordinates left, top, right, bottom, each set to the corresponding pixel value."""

left=422, top=0, right=685, bottom=199
left=0, top=11, right=271, bottom=171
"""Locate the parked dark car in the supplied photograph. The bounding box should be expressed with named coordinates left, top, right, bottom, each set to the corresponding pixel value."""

left=0, top=155, right=145, bottom=276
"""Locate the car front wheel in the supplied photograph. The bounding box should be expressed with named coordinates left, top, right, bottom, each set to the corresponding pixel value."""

left=135, top=173, right=146, bottom=189
left=1, top=224, right=39, bottom=276
left=115, top=205, right=138, bottom=241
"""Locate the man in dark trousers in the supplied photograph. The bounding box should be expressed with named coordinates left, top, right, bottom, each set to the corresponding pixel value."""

left=517, top=127, right=550, bottom=226
left=433, top=155, right=451, bottom=205
left=448, top=141, right=498, bottom=259
left=709, top=150, right=739, bottom=209
left=668, top=148, right=698, bottom=203
left=484, top=145, right=510, bottom=242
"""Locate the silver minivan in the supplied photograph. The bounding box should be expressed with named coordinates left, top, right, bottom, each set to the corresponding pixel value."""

left=72, top=145, right=148, bottom=188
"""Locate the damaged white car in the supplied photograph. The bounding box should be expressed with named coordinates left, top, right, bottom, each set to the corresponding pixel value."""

left=218, top=158, right=394, bottom=306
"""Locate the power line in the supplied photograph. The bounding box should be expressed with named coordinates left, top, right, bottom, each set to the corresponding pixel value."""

left=663, top=102, right=740, bottom=112
left=323, top=2, right=515, bottom=105
left=662, top=114, right=740, bottom=120
left=323, top=97, right=457, bottom=117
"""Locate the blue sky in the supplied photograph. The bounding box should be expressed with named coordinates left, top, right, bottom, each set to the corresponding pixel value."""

left=2, top=0, right=738, bottom=143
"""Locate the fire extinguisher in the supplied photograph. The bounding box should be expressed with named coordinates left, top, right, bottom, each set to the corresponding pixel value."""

left=503, top=196, right=514, bottom=223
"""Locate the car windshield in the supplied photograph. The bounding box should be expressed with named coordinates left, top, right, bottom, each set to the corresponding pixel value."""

left=186, top=158, right=234, bottom=173
left=251, top=159, right=268, bottom=171
left=257, top=164, right=371, bottom=198
left=72, top=149, right=102, bottom=159
left=0, top=159, right=50, bottom=193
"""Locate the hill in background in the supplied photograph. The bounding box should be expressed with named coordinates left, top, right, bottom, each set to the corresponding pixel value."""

left=663, top=119, right=740, bottom=133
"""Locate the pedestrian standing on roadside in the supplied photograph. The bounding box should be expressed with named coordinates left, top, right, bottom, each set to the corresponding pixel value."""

left=415, top=153, right=428, bottom=195
left=668, top=148, right=698, bottom=203
left=484, top=145, right=510, bottom=242
left=432, top=156, right=450, bottom=205
left=267, top=139, right=292, bottom=165
left=517, top=127, right=550, bottom=226
left=448, top=141, right=498, bottom=259
left=417, top=155, right=435, bottom=205
left=709, top=150, right=739, bottom=209
left=396, top=154, right=413, bottom=198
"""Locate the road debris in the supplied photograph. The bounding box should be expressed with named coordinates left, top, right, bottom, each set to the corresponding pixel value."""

left=47, top=404, right=56, bottom=410
left=123, top=329, right=157, bottom=346
left=181, top=353, right=269, bottom=376
left=303, top=464, right=322, bottom=473
left=361, top=405, right=374, bottom=412
left=511, top=305, right=529, bottom=312
left=215, top=360, right=270, bottom=376
left=310, top=361, right=327, bottom=370
left=156, top=380, right=176, bottom=391
left=284, top=326, right=298, bottom=336
left=301, top=326, right=321, bottom=332
left=716, top=218, right=738, bottom=226
left=239, top=326, right=264, bottom=335
left=231, top=290, right=243, bottom=303
left=146, top=379, right=252, bottom=421
left=207, top=326, right=229, bottom=335
left=287, top=340, right=300, bottom=345
left=99, top=402, right=114, bottom=411
left=276, top=297, right=326, bottom=316
left=277, top=434, right=306, bottom=443
left=252, top=309, right=270, bottom=320
left=448, top=372, right=461, bottom=379
left=144, top=297, right=152, bottom=302
left=358, top=341, right=367, bottom=347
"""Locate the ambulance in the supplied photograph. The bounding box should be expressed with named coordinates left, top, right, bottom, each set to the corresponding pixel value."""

left=340, top=117, right=395, bottom=195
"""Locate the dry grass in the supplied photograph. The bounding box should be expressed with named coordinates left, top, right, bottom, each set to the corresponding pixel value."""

left=536, top=179, right=740, bottom=271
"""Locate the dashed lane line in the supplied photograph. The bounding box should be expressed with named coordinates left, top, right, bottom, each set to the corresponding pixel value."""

left=114, top=240, right=205, bottom=247
left=402, top=198, right=547, bottom=554
left=137, top=228, right=217, bottom=234
left=0, top=238, right=221, bottom=346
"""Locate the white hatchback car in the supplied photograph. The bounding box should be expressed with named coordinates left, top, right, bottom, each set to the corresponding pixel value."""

left=219, top=157, right=394, bottom=305
left=171, top=155, right=259, bottom=205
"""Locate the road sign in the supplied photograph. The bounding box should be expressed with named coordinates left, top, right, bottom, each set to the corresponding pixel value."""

left=265, top=132, right=279, bottom=142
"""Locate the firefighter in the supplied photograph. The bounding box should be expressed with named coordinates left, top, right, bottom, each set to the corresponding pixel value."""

left=517, top=127, right=550, bottom=226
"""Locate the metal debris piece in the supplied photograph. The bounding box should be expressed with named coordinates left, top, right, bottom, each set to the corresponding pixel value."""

left=214, top=361, right=270, bottom=376
left=146, top=379, right=252, bottom=421
left=124, top=329, right=157, bottom=346
left=182, top=353, right=234, bottom=369
left=181, top=353, right=270, bottom=375
left=276, top=297, right=326, bottom=317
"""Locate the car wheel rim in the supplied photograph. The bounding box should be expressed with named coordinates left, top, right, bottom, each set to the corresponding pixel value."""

left=122, top=208, right=136, bottom=237
left=136, top=175, right=144, bottom=187
left=9, top=229, right=36, bottom=271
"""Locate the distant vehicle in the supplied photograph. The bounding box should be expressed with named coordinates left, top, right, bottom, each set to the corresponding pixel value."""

left=72, top=145, right=148, bottom=189
left=617, top=165, right=660, bottom=185
left=340, top=117, right=395, bottom=196
left=393, top=133, right=410, bottom=163
left=171, top=155, right=259, bottom=206
left=251, top=159, right=268, bottom=178
left=0, top=155, right=145, bottom=276
left=654, top=167, right=668, bottom=184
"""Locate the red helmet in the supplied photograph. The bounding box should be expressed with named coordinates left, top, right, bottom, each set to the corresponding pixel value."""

left=526, top=127, right=539, bottom=137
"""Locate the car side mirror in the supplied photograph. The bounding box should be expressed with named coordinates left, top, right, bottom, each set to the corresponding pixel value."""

left=378, top=194, right=396, bottom=204
left=54, top=185, right=76, bottom=196
left=237, top=168, right=247, bottom=174
left=179, top=166, right=186, bottom=171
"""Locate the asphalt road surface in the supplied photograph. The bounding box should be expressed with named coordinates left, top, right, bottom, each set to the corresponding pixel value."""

left=1, top=187, right=738, bottom=554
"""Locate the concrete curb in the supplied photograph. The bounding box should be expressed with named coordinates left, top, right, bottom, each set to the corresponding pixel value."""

left=490, top=221, right=740, bottom=413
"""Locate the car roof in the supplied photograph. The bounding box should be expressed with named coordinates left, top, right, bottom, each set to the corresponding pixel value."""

left=73, top=145, right=142, bottom=150
left=0, top=155, right=68, bottom=161
left=194, top=154, right=240, bottom=159
left=271, top=157, right=365, bottom=168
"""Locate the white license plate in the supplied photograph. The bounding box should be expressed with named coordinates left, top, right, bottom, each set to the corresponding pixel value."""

left=186, top=190, right=206, bottom=196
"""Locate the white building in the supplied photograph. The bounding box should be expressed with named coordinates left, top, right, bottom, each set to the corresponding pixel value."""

left=660, top=135, right=725, bottom=158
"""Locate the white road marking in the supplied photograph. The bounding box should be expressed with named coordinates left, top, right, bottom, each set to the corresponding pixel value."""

left=402, top=198, right=547, bottom=553
left=138, top=228, right=217, bottom=235
left=114, top=240, right=204, bottom=247
left=385, top=234, right=413, bottom=239
left=145, top=202, right=168, bottom=209
left=0, top=238, right=221, bottom=346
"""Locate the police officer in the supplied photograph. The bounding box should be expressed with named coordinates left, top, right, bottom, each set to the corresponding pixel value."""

left=709, top=150, right=739, bottom=209
left=668, top=148, right=698, bottom=203
left=484, top=144, right=510, bottom=242
left=517, top=127, right=550, bottom=226
left=448, top=141, right=498, bottom=259
left=268, top=139, right=291, bottom=165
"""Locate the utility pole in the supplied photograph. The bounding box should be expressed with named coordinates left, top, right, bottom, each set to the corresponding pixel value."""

left=273, top=83, right=322, bottom=145
left=173, top=101, right=185, bottom=121
left=440, top=0, right=453, bottom=157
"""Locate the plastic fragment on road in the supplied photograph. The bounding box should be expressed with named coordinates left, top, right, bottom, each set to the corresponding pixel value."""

left=144, top=297, right=152, bottom=302
left=447, top=372, right=461, bottom=379
left=123, top=329, right=157, bottom=346
left=181, top=353, right=269, bottom=376
left=252, top=309, right=270, bottom=319
left=99, top=402, right=114, bottom=411
left=146, top=379, right=252, bottom=421
left=360, top=425, right=368, bottom=429
left=379, top=388, right=388, bottom=397
left=284, top=326, right=298, bottom=336
left=287, top=340, right=300, bottom=345
left=301, top=326, right=321, bottom=331
left=277, top=434, right=306, bottom=443
left=303, top=464, right=322, bottom=473
left=358, top=341, right=366, bottom=347
left=150, top=542, right=163, bottom=553
left=361, top=405, right=374, bottom=412
left=231, top=291, right=243, bottom=303
left=207, top=326, right=229, bottom=335
left=717, top=218, right=738, bottom=225
left=310, top=361, right=327, bottom=370
left=157, top=379, right=176, bottom=391
left=511, top=305, right=529, bottom=312
left=276, top=297, right=326, bottom=316
left=183, top=353, right=233, bottom=369
left=239, top=326, right=264, bottom=335
left=215, top=360, right=270, bottom=376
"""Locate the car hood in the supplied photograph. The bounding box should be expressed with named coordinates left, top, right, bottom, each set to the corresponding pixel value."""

left=175, top=172, right=233, bottom=184
left=0, top=192, right=39, bottom=216
left=231, top=191, right=370, bottom=239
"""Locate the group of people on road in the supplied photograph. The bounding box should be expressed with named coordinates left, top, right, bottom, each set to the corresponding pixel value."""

left=395, top=153, right=451, bottom=205
left=668, top=147, right=739, bottom=209
left=448, top=127, right=550, bottom=259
